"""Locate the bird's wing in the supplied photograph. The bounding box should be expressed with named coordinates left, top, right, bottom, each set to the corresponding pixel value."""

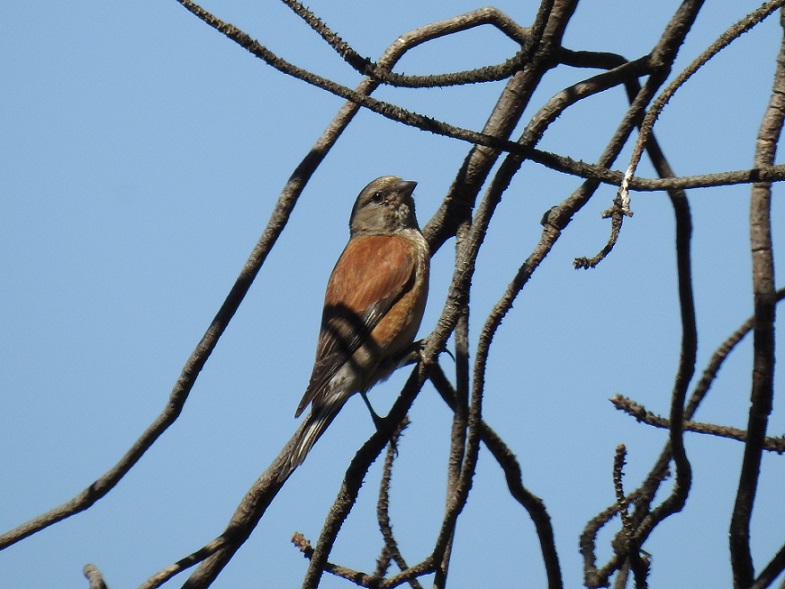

left=295, top=235, right=417, bottom=416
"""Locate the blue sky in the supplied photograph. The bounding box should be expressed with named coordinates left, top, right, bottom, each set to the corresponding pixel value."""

left=2, top=1, right=784, bottom=588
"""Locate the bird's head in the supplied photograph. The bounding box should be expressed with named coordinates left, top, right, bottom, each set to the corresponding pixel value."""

left=349, top=176, right=419, bottom=236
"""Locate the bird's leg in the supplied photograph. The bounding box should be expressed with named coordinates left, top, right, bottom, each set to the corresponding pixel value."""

left=359, top=390, right=383, bottom=429
left=359, top=391, right=399, bottom=457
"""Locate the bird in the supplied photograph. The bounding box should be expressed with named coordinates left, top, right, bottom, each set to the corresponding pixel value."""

left=281, top=176, right=430, bottom=478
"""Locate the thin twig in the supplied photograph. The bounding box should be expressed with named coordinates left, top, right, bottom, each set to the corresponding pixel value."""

left=375, top=419, right=422, bottom=588
left=613, top=446, right=633, bottom=535
left=292, top=533, right=385, bottom=586
left=611, top=395, right=785, bottom=453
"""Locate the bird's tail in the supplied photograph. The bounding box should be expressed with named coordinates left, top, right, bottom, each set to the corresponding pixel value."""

left=278, top=398, right=346, bottom=481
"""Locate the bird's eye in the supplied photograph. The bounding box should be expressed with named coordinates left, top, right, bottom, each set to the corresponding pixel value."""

left=371, top=191, right=384, bottom=203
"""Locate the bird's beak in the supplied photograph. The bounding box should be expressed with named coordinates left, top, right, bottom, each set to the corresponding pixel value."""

left=397, top=179, right=417, bottom=197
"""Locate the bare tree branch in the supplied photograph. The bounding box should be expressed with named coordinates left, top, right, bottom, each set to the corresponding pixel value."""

left=612, top=395, right=785, bottom=453
left=280, top=0, right=531, bottom=87
left=292, top=533, right=389, bottom=586
left=428, top=363, right=562, bottom=589
left=730, top=9, right=785, bottom=587
left=751, top=541, right=785, bottom=589
left=172, top=0, right=785, bottom=194
left=374, top=419, right=423, bottom=588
